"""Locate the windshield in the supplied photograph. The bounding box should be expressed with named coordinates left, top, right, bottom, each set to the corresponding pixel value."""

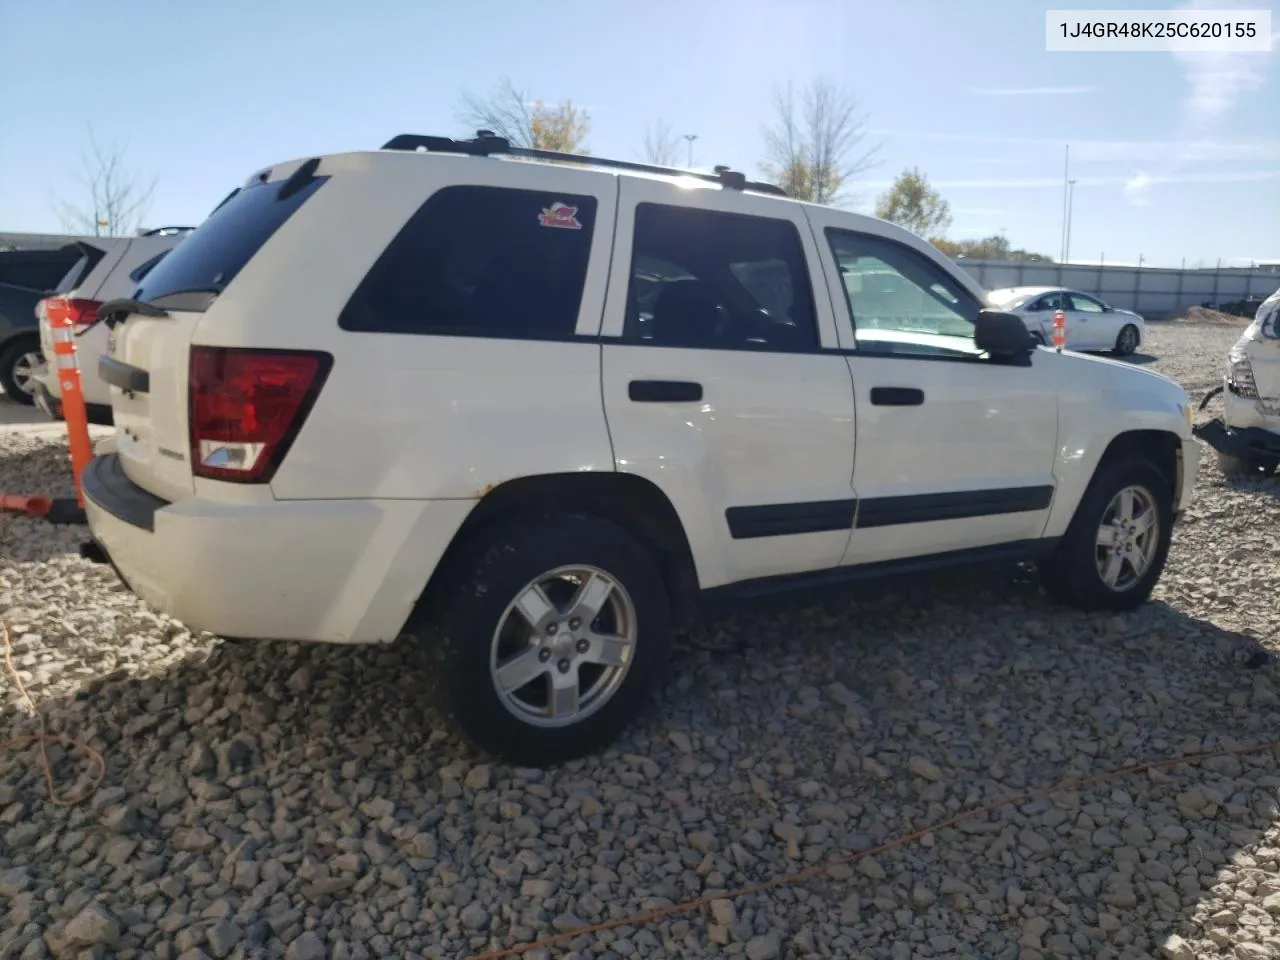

left=132, top=175, right=328, bottom=310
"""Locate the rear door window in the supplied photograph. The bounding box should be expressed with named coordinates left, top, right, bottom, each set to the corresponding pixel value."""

left=133, top=176, right=328, bottom=310
left=339, top=186, right=597, bottom=339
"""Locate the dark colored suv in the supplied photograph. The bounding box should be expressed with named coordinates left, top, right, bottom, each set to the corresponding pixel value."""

left=0, top=246, right=82, bottom=403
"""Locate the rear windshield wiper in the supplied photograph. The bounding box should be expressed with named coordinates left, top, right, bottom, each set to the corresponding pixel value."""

left=100, top=298, right=170, bottom=328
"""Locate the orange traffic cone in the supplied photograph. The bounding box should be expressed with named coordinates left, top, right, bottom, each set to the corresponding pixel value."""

left=1052, top=309, right=1067, bottom=351
left=45, top=299, right=95, bottom=524
left=0, top=494, right=53, bottom=518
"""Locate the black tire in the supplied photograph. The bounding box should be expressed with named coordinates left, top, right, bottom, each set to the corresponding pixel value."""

left=0, top=337, right=42, bottom=405
left=1112, top=324, right=1140, bottom=357
left=1216, top=450, right=1279, bottom=478
left=418, top=512, right=672, bottom=766
left=1039, top=456, right=1174, bottom=611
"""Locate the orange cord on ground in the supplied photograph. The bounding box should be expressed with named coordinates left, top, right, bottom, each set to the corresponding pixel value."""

left=0, top=622, right=106, bottom=807
left=466, top=736, right=1280, bottom=960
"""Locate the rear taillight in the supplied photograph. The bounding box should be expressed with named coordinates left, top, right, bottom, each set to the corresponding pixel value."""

left=44, top=297, right=103, bottom=334
left=189, top=347, right=331, bottom=484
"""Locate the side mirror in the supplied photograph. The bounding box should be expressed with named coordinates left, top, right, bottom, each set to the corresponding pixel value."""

left=975, top=309, right=1035, bottom=364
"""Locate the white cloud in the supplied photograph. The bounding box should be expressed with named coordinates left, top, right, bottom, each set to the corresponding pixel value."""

left=1173, top=0, right=1271, bottom=126
left=867, top=129, right=1280, bottom=164
left=967, top=85, right=1097, bottom=96
left=1123, top=172, right=1154, bottom=206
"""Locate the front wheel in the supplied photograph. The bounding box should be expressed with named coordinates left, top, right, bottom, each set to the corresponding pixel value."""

left=1039, top=457, right=1173, bottom=611
left=419, top=513, right=672, bottom=766
left=1112, top=324, right=1140, bottom=357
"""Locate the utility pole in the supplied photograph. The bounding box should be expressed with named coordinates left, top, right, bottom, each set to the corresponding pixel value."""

left=1064, top=178, right=1078, bottom=263
left=683, top=134, right=698, bottom=168
left=1059, top=144, right=1070, bottom=261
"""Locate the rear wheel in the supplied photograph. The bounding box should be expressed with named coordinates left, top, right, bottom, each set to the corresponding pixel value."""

left=419, top=512, right=672, bottom=766
left=1112, top=324, right=1140, bottom=357
left=0, top=338, right=42, bottom=405
left=1217, top=450, right=1279, bottom=478
left=1039, top=457, right=1173, bottom=611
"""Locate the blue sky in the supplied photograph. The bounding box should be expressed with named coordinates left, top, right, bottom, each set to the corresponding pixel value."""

left=1, top=0, right=1276, bottom=266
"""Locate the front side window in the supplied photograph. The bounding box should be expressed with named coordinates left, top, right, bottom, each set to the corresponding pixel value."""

left=340, top=186, right=597, bottom=338
left=1029, top=292, right=1065, bottom=312
left=624, top=204, right=818, bottom=351
left=827, top=230, right=981, bottom=359
left=1068, top=292, right=1106, bottom=313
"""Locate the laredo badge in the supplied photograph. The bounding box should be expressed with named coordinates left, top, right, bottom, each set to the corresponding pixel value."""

left=538, top=201, right=583, bottom=230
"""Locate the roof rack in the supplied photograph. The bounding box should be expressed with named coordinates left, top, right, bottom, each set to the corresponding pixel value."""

left=380, top=131, right=788, bottom=198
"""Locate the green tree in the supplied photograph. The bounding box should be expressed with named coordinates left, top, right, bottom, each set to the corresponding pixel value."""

left=934, top=234, right=1054, bottom=262
left=759, top=78, right=879, bottom=205
left=458, top=78, right=590, bottom=154
left=874, top=167, right=952, bottom=240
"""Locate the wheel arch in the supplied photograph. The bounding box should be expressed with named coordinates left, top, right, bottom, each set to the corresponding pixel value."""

left=1044, top=426, right=1183, bottom=538
left=421, top=471, right=702, bottom=629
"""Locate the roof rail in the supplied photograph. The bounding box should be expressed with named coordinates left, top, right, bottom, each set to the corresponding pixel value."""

left=139, top=226, right=196, bottom=237
left=380, top=131, right=788, bottom=198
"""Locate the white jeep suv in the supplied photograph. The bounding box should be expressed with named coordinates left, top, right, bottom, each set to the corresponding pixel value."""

left=81, top=133, right=1200, bottom=765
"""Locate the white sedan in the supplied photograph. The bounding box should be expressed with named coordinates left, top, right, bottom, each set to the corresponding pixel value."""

left=986, top=286, right=1145, bottom=356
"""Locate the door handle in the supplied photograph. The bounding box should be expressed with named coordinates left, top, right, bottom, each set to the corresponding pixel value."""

left=870, top=386, right=924, bottom=406
left=629, top=380, right=703, bottom=403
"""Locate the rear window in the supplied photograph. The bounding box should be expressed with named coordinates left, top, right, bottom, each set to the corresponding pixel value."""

left=338, top=185, right=597, bottom=339
left=133, top=175, right=328, bottom=310
left=0, top=250, right=81, bottom=292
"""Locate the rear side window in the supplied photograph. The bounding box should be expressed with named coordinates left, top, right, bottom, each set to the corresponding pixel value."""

left=624, top=204, right=818, bottom=352
left=53, top=244, right=106, bottom=295
left=339, top=186, right=597, bottom=339
left=133, top=176, right=328, bottom=310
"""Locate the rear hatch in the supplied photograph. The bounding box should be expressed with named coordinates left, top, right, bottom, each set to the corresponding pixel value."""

left=106, top=164, right=330, bottom=502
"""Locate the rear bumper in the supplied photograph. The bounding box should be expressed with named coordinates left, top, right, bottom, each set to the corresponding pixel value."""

left=83, top=453, right=475, bottom=644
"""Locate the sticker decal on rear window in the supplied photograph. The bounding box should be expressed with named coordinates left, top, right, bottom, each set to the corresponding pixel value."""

left=538, top=202, right=583, bottom=230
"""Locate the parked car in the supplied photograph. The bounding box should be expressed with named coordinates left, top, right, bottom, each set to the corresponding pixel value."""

left=31, top=228, right=192, bottom=424
left=0, top=245, right=83, bottom=403
left=986, top=285, right=1145, bottom=356
left=80, top=133, right=1200, bottom=765
left=1193, top=286, right=1280, bottom=477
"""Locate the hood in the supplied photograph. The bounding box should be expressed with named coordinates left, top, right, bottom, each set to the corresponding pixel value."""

left=1043, top=347, right=1189, bottom=422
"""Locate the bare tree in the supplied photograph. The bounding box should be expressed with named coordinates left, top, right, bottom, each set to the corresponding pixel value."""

left=760, top=78, right=880, bottom=205
left=54, top=125, right=157, bottom=237
left=457, top=78, right=590, bottom=154
left=639, top=120, right=683, bottom=166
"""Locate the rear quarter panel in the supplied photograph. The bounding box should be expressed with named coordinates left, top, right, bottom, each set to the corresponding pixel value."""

left=194, top=152, right=621, bottom=501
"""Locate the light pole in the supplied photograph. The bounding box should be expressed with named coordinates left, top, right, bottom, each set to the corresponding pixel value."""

left=1064, top=179, right=1077, bottom=262
left=1059, top=144, right=1070, bottom=261
left=683, top=134, right=698, bottom=168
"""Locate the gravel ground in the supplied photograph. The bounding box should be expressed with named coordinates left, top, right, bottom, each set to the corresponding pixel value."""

left=2, top=320, right=1278, bottom=960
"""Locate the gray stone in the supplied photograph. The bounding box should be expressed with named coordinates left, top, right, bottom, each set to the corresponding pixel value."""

left=63, top=904, right=120, bottom=947
left=285, top=932, right=326, bottom=960
left=745, top=932, right=781, bottom=960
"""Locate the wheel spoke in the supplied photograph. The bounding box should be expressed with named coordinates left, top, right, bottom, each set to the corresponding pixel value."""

left=494, top=647, right=546, bottom=693
left=1096, top=525, right=1118, bottom=547
left=1102, top=551, right=1124, bottom=586
left=549, top=672, right=580, bottom=720
left=1116, top=489, right=1135, bottom=523
left=569, top=572, right=613, bottom=624
left=584, top=632, right=631, bottom=667
left=514, top=584, right=557, bottom=629
left=1132, top=510, right=1155, bottom=536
